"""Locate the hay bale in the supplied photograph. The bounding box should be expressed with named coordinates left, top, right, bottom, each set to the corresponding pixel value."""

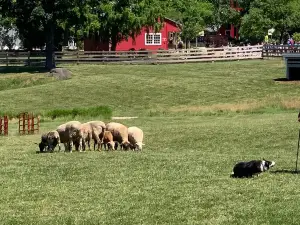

left=49, top=68, right=72, bottom=80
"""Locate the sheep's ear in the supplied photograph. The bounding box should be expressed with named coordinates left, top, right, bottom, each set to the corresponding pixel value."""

left=142, top=143, right=145, bottom=146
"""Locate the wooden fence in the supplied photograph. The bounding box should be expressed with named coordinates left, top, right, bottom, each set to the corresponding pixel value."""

left=0, top=45, right=263, bottom=66
left=262, top=45, right=300, bottom=58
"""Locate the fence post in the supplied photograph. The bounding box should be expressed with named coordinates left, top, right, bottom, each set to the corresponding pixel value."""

left=0, top=117, right=2, bottom=135
left=31, top=114, right=34, bottom=134
left=28, top=51, right=31, bottom=66
left=77, top=50, right=79, bottom=65
left=27, top=113, right=31, bottom=134
left=6, top=51, right=8, bottom=67
left=22, top=113, right=25, bottom=135
left=4, top=116, right=8, bottom=136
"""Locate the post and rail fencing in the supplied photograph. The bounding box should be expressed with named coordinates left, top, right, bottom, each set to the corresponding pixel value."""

left=262, top=45, right=300, bottom=58
left=0, top=116, right=8, bottom=136
left=0, top=45, right=263, bottom=66
left=18, top=112, right=40, bottom=135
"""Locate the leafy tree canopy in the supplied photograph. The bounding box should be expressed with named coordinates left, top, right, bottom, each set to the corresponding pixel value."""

left=166, top=0, right=213, bottom=41
left=239, top=0, right=300, bottom=43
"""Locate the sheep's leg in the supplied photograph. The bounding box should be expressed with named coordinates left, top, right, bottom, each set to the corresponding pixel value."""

left=57, top=138, right=61, bottom=152
left=63, top=143, right=68, bottom=152
left=81, top=140, right=86, bottom=151
left=79, top=138, right=83, bottom=152
left=88, top=133, right=92, bottom=150
left=93, top=140, right=96, bottom=151
left=69, top=141, right=73, bottom=153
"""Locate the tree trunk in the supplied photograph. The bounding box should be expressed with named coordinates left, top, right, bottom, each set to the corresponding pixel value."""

left=45, top=23, right=55, bottom=70
left=279, top=30, right=284, bottom=45
left=111, top=35, right=117, bottom=51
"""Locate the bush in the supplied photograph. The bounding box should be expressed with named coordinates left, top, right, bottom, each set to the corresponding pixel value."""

left=293, top=33, right=300, bottom=42
left=45, top=106, right=112, bottom=120
left=0, top=106, right=112, bottom=120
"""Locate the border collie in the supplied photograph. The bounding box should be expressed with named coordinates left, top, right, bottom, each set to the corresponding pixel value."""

left=231, top=159, right=275, bottom=178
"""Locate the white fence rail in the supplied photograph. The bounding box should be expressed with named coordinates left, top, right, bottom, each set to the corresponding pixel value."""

left=0, top=45, right=263, bottom=66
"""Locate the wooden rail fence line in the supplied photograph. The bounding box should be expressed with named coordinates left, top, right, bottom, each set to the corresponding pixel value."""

left=18, top=112, right=40, bottom=135
left=0, top=45, right=263, bottom=66
left=262, top=45, right=300, bottom=58
left=0, top=116, right=8, bottom=136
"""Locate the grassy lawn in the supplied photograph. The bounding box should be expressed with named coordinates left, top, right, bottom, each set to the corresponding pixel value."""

left=1, top=59, right=300, bottom=224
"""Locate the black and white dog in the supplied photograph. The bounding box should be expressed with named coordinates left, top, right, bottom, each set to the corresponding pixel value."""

left=231, top=159, right=275, bottom=178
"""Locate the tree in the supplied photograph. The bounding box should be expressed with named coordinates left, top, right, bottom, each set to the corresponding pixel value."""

left=84, top=0, right=167, bottom=51
left=0, top=0, right=87, bottom=69
left=166, top=0, right=213, bottom=43
left=207, top=0, right=240, bottom=32
left=239, top=0, right=300, bottom=44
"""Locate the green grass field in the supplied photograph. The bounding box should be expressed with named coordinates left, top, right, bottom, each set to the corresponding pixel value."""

left=1, top=59, right=300, bottom=224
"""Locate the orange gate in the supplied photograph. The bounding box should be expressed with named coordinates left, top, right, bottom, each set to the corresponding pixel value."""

left=18, top=112, right=40, bottom=135
left=0, top=116, right=8, bottom=136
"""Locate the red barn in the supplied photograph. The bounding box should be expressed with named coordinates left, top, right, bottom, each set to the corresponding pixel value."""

left=84, top=18, right=180, bottom=51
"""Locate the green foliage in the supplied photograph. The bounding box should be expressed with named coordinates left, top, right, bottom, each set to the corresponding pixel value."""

left=207, top=0, right=241, bottom=32
left=239, top=0, right=300, bottom=44
left=293, top=32, right=300, bottom=42
left=166, top=0, right=213, bottom=41
left=239, top=7, right=272, bottom=43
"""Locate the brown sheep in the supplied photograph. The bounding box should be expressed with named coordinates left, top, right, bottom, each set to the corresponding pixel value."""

left=106, top=122, right=130, bottom=150
left=101, top=131, right=115, bottom=150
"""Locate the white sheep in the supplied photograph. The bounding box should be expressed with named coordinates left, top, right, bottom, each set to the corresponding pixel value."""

left=87, top=121, right=106, bottom=150
left=64, top=121, right=83, bottom=153
left=128, top=126, right=144, bottom=151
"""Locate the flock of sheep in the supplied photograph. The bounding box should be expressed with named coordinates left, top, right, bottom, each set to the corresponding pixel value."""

left=38, top=120, right=144, bottom=153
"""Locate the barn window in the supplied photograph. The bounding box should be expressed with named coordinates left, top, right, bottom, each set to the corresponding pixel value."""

left=145, top=33, right=162, bottom=45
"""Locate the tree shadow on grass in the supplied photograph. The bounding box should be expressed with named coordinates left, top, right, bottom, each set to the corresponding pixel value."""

left=270, top=169, right=300, bottom=174
left=273, top=78, right=300, bottom=82
left=273, top=78, right=289, bottom=82
left=0, top=66, right=49, bottom=74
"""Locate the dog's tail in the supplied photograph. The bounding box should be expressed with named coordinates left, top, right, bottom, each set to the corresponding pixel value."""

left=230, top=172, right=236, bottom=178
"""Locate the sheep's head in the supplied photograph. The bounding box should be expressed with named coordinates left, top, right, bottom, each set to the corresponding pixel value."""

left=136, top=142, right=144, bottom=151
left=47, top=135, right=56, bottom=151
left=121, top=141, right=131, bottom=150
left=107, top=141, right=115, bottom=150
left=39, top=142, right=46, bottom=152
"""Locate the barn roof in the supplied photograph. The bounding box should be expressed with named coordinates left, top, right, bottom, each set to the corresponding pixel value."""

left=164, top=18, right=182, bottom=27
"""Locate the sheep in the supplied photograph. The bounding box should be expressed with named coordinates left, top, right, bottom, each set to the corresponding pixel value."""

left=128, top=126, right=144, bottom=151
left=38, top=133, right=48, bottom=152
left=101, top=131, right=115, bottom=150
left=106, top=122, right=130, bottom=150
left=85, top=121, right=106, bottom=151
left=56, top=123, right=70, bottom=151
left=79, top=122, right=95, bottom=151
left=46, top=130, right=61, bottom=152
left=64, top=121, right=84, bottom=153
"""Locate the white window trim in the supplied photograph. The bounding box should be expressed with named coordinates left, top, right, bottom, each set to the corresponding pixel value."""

left=145, top=33, right=162, bottom=45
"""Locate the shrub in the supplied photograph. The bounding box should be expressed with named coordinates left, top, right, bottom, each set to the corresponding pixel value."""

left=45, top=106, right=112, bottom=120
left=293, top=33, right=300, bottom=42
left=0, top=106, right=112, bottom=120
